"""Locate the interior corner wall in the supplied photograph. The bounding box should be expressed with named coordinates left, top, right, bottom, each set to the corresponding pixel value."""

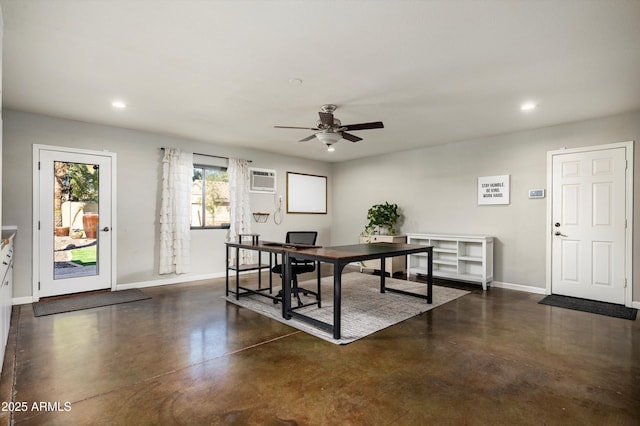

left=331, top=110, right=640, bottom=300
left=2, top=110, right=333, bottom=299
left=0, top=6, right=4, bottom=231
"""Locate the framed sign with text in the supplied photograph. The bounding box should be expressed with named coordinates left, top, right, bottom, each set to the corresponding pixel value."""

left=478, top=175, right=510, bottom=205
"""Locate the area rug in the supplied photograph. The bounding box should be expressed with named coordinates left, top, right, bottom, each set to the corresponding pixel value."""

left=33, top=289, right=151, bottom=317
left=539, top=294, right=637, bottom=320
left=225, top=272, right=469, bottom=344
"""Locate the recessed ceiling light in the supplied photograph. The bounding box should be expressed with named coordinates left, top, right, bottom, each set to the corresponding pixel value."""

left=288, top=78, right=303, bottom=86
left=327, top=146, right=335, bottom=152
left=520, top=102, right=537, bottom=111
left=111, top=100, right=127, bottom=109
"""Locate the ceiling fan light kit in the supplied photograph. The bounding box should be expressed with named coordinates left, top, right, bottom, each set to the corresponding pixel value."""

left=275, top=104, right=384, bottom=150
left=315, top=131, right=342, bottom=147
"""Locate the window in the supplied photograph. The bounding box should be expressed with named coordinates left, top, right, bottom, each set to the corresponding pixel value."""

left=191, top=165, right=230, bottom=229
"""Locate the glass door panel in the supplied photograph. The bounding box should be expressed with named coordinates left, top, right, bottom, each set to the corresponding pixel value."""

left=53, top=161, right=99, bottom=280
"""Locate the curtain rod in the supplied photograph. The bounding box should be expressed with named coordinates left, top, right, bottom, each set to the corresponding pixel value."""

left=161, top=148, right=252, bottom=163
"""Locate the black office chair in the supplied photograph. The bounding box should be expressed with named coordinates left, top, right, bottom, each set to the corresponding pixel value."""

left=271, top=231, right=319, bottom=307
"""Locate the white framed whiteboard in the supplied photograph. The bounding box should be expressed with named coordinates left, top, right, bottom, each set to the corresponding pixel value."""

left=286, top=172, right=327, bottom=214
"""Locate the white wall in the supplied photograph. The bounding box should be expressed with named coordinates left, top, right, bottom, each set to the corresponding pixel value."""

left=2, top=110, right=333, bottom=299
left=3, top=109, right=639, bottom=303
left=332, top=110, right=640, bottom=301
left=0, top=6, right=4, bottom=230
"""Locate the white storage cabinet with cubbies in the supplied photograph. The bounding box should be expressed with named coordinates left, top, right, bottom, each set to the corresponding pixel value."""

left=406, top=233, right=493, bottom=290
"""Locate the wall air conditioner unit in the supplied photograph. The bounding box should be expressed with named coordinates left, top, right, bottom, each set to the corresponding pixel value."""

left=249, top=168, right=276, bottom=193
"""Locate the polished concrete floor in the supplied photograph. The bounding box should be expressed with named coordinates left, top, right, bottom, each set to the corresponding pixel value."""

left=1, top=270, right=639, bottom=425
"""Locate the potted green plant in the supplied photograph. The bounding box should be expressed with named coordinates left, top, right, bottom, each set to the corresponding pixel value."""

left=67, top=163, right=100, bottom=239
left=362, top=202, right=401, bottom=236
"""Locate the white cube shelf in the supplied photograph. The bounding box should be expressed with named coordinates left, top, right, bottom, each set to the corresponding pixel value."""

left=407, top=233, right=494, bottom=290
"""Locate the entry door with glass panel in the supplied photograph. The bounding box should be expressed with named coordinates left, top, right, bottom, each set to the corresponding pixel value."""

left=38, top=148, right=113, bottom=298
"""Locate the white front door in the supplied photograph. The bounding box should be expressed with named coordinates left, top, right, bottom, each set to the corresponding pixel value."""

left=549, top=145, right=629, bottom=304
left=35, top=146, right=115, bottom=298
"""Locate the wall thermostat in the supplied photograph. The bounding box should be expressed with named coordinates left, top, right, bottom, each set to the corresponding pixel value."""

left=529, top=189, right=545, bottom=199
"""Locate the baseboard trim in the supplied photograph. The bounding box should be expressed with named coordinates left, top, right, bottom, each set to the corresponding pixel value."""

left=491, top=281, right=547, bottom=295
left=116, top=272, right=224, bottom=290
left=13, top=274, right=636, bottom=307
left=494, top=283, right=639, bottom=308
left=116, top=269, right=260, bottom=291
left=11, top=270, right=259, bottom=305
left=12, top=296, right=35, bottom=305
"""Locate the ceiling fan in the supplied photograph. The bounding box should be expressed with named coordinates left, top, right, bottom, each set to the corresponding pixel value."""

left=274, top=104, right=384, bottom=150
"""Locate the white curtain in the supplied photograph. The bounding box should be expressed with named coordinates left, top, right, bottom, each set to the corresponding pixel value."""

left=159, top=148, right=193, bottom=274
left=228, top=158, right=253, bottom=266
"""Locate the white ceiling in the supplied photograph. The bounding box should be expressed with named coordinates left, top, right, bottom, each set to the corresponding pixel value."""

left=2, top=0, right=639, bottom=162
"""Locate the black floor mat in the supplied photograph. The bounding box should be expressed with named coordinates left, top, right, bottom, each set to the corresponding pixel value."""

left=33, top=289, right=151, bottom=317
left=539, top=294, right=637, bottom=320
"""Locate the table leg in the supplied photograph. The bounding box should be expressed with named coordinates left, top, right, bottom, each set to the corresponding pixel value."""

left=380, top=256, right=386, bottom=293
left=333, top=262, right=347, bottom=340
left=225, top=245, right=229, bottom=296
left=283, top=252, right=292, bottom=320
left=269, top=253, right=273, bottom=294
left=427, top=247, right=433, bottom=303
left=258, top=250, right=262, bottom=289
left=235, top=246, right=240, bottom=300
left=316, top=261, right=322, bottom=308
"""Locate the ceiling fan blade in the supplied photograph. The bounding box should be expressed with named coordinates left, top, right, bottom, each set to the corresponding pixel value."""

left=298, top=134, right=317, bottom=142
left=318, top=112, right=334, bottom=126
left=275, top=126, right=319, bottom=130
left=341, top=132, right=363, bottom=142
left=342, top=121, right=384, bottom=131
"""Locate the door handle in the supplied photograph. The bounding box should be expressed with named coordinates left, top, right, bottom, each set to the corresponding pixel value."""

left=554, top=231, right=568, bottom=237
left=101, top=227, right=110, bottom=232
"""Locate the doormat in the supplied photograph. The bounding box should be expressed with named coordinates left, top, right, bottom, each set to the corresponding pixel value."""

left=33, top=289, right=151, bottom=317
left=539, top=294, right=637, bottom=320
